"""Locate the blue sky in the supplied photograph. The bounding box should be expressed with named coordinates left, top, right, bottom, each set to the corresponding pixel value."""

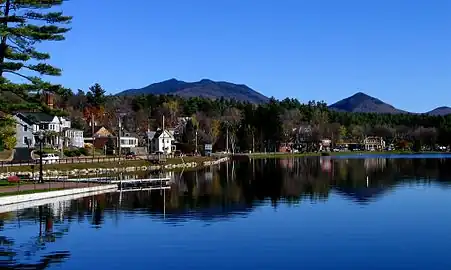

left=40, top=0, right=450, bottom=112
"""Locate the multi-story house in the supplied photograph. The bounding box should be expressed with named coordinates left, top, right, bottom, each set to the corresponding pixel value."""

left=14, top=112, right=83, bottom=149
left=64, top=129, right=85, bottom=148
left=13, top=113, right=39, bottom=148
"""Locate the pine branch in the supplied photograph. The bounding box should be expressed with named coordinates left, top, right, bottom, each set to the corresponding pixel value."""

left=0, top=0, right=72, bottom=116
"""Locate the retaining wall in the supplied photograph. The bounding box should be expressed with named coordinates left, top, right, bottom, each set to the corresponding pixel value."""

left=0, top=184, right=118, bottom=207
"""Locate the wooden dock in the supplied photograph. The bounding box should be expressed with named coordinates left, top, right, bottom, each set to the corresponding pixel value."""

left=117, top=186, right=171, bottom=193
left=110, top=177, right=171, bottom=184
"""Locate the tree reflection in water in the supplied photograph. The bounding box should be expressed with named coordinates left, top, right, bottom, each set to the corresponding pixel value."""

left=0, top=156, right=450, bottom=266
left=0, top=206, right=70, bottom=269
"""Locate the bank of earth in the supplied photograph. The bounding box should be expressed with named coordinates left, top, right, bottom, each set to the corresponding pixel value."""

left=244, top=151, right=443, bottom=159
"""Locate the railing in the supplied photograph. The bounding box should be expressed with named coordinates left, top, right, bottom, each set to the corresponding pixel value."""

left=0, top=156, right=145, bottom=168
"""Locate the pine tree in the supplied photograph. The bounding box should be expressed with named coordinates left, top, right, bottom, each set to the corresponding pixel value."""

left=84, top=83, right=106, bottom=123
left=0, top=0, right=72, bottom=116
left=86, top=83, right=106, bottom=109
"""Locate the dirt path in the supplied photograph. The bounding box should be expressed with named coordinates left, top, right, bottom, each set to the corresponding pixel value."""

left=0, top=182, right=100, bottom=194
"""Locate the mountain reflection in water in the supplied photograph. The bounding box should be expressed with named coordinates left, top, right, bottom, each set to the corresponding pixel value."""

left=0, top=156, right=451, bottom=269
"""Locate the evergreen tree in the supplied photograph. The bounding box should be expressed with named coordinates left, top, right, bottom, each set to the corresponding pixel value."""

left=0, top=0, right=72, bottom=117
left=86, top=83, right=106, bottom=108
left=84, top=83, right=106, bottom=122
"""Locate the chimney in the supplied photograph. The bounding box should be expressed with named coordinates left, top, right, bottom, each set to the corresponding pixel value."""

left=45, top=92, right=54, bottom=109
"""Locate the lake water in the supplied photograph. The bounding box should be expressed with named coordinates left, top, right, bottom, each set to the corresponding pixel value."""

left=2, top=155, right=451, bottom=270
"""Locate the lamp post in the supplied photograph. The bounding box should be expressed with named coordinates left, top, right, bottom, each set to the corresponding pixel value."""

left=195, top=129, right=198, bottom=155
left=37, top=131, right=44, bottom=183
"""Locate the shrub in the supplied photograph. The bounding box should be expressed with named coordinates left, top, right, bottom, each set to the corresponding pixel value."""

left=79, top=148, right=89, bottom=156
left=64, top=149, right=82, bottom=157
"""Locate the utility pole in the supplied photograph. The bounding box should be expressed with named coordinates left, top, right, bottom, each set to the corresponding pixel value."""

left=162, top=115, right=165, bottom=154
left=118, top=115, right=122, bottom=157
left=147, top=107, right=151, bottom=154
left=226, top=125, right=229, bottom=153
left=195, top=129, right=198, bottom=155
left=91, top=113, right=95, bottom=158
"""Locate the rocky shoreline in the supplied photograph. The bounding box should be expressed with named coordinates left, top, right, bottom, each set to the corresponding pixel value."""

left=0, top=157, right=229, bottom=179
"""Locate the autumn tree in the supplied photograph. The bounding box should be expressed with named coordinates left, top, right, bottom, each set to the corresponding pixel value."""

left=0, top=114, right=16, bottom=149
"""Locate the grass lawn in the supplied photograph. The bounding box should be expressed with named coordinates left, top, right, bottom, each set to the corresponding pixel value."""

left=246, top=151, right=441, bottom=159
left=0, top=188, right=65, bottom=197
left=0, top=150, right=13, bottom=161
left=0, top=180, right=18, bottom=186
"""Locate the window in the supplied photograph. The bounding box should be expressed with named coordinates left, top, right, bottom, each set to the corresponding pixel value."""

left=23, top=125, right=28, bottom=132
left=23, top=137, right=28, bottom=145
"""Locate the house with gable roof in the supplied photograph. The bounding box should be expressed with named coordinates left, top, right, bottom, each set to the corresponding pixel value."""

left=146, top=129, right=176, bottom=154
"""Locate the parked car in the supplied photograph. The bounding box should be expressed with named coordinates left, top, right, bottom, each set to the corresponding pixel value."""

left=41, top=153, right=60, bottom=164
left=125, top=152, right=136, bottom=159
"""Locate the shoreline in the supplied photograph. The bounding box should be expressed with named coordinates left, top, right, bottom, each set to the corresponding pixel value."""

left=0, top=156, right=227, bottom=173
left=239, top=151, right=448, bottom=159
left=0, top=157, right=230, bottom=182
left=0, top=184, right=117, bottom=207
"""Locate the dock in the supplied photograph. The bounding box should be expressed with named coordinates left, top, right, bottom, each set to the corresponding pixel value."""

left=110, top=177, right=171, bottom=184
left=9, top=174, right=173, bottom=192
left=116, top=186, right=171, bottom=193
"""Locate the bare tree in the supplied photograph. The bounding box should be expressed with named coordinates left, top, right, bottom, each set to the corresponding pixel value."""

left=280, top=109, right=302, bottom=143
left=221, top=107, right=242, bottom=152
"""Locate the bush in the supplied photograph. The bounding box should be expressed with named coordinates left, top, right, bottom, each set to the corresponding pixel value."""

left=79, top=148, right=89, bottom=156
left=64, top=149, right=82, bottom=157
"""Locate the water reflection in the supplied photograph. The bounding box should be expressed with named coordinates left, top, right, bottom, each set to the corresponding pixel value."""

left=0, top=206, right=70, bottom=269
left=1, top=157, right=451, bottom=268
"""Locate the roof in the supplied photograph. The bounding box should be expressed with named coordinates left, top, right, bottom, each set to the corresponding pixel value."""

left=146, top=131, right=156, bottom=139
left=87, top=126, right=112, bottom=137
left=14, top=113, right=35, bottom=125
left=121, top=129, right=138, bottom=138
left=152, top=129, right=174, bottom=140
left=18, top=112, right=55, bottom=123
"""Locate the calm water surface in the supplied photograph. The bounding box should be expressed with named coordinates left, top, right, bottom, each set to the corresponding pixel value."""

left=2, top=156, right=451, bottom=270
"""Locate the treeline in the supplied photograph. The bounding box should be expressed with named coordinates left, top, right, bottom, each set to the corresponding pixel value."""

left=58, top=84, right=451, bottom=152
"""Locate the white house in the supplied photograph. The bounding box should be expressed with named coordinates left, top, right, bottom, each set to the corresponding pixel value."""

left=64, top=129, right=84, bottom=148
left=364, top=136, right=385, bottom=151
left=147, top=129, right=175, bottom=154
left=15, top=112, right=81, bottom=149
left=119, top=130, right=139, bottom=153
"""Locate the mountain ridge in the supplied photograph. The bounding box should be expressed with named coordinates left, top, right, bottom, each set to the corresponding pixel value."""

left=329, top=92, right=451, bottom=115
left=116, top=79, right=450, bottom=115
left=117, top=78, right=269, bottom=104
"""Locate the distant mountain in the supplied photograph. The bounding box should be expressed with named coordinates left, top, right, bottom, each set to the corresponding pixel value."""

left=328, top=92, right=406, bottom=114
left=426, top=106, right=451, bottom=116
left=116, top=78, right=269, bottom=104
left=329, top=92, right=451, bottom=115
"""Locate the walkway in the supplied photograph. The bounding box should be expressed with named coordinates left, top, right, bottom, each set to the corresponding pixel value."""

left=0, top=182, right=97, bottom=194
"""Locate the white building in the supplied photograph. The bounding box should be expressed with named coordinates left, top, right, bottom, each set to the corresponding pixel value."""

left=14, top=112, right=82, bottom=149
left=13, top=114, right=39, bottom=148
left=364, top=136, right=385, bottom=151
left=64, top=129, right=84, bottom=148
left=119, top=130, right=139, bottom=153
left=147, top=129, right=175, bottom=154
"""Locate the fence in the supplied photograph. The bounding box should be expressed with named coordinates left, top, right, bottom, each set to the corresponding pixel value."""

left=0, top=176, right=103, bottom=195
left=0, top=155, right=164, bottom=168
